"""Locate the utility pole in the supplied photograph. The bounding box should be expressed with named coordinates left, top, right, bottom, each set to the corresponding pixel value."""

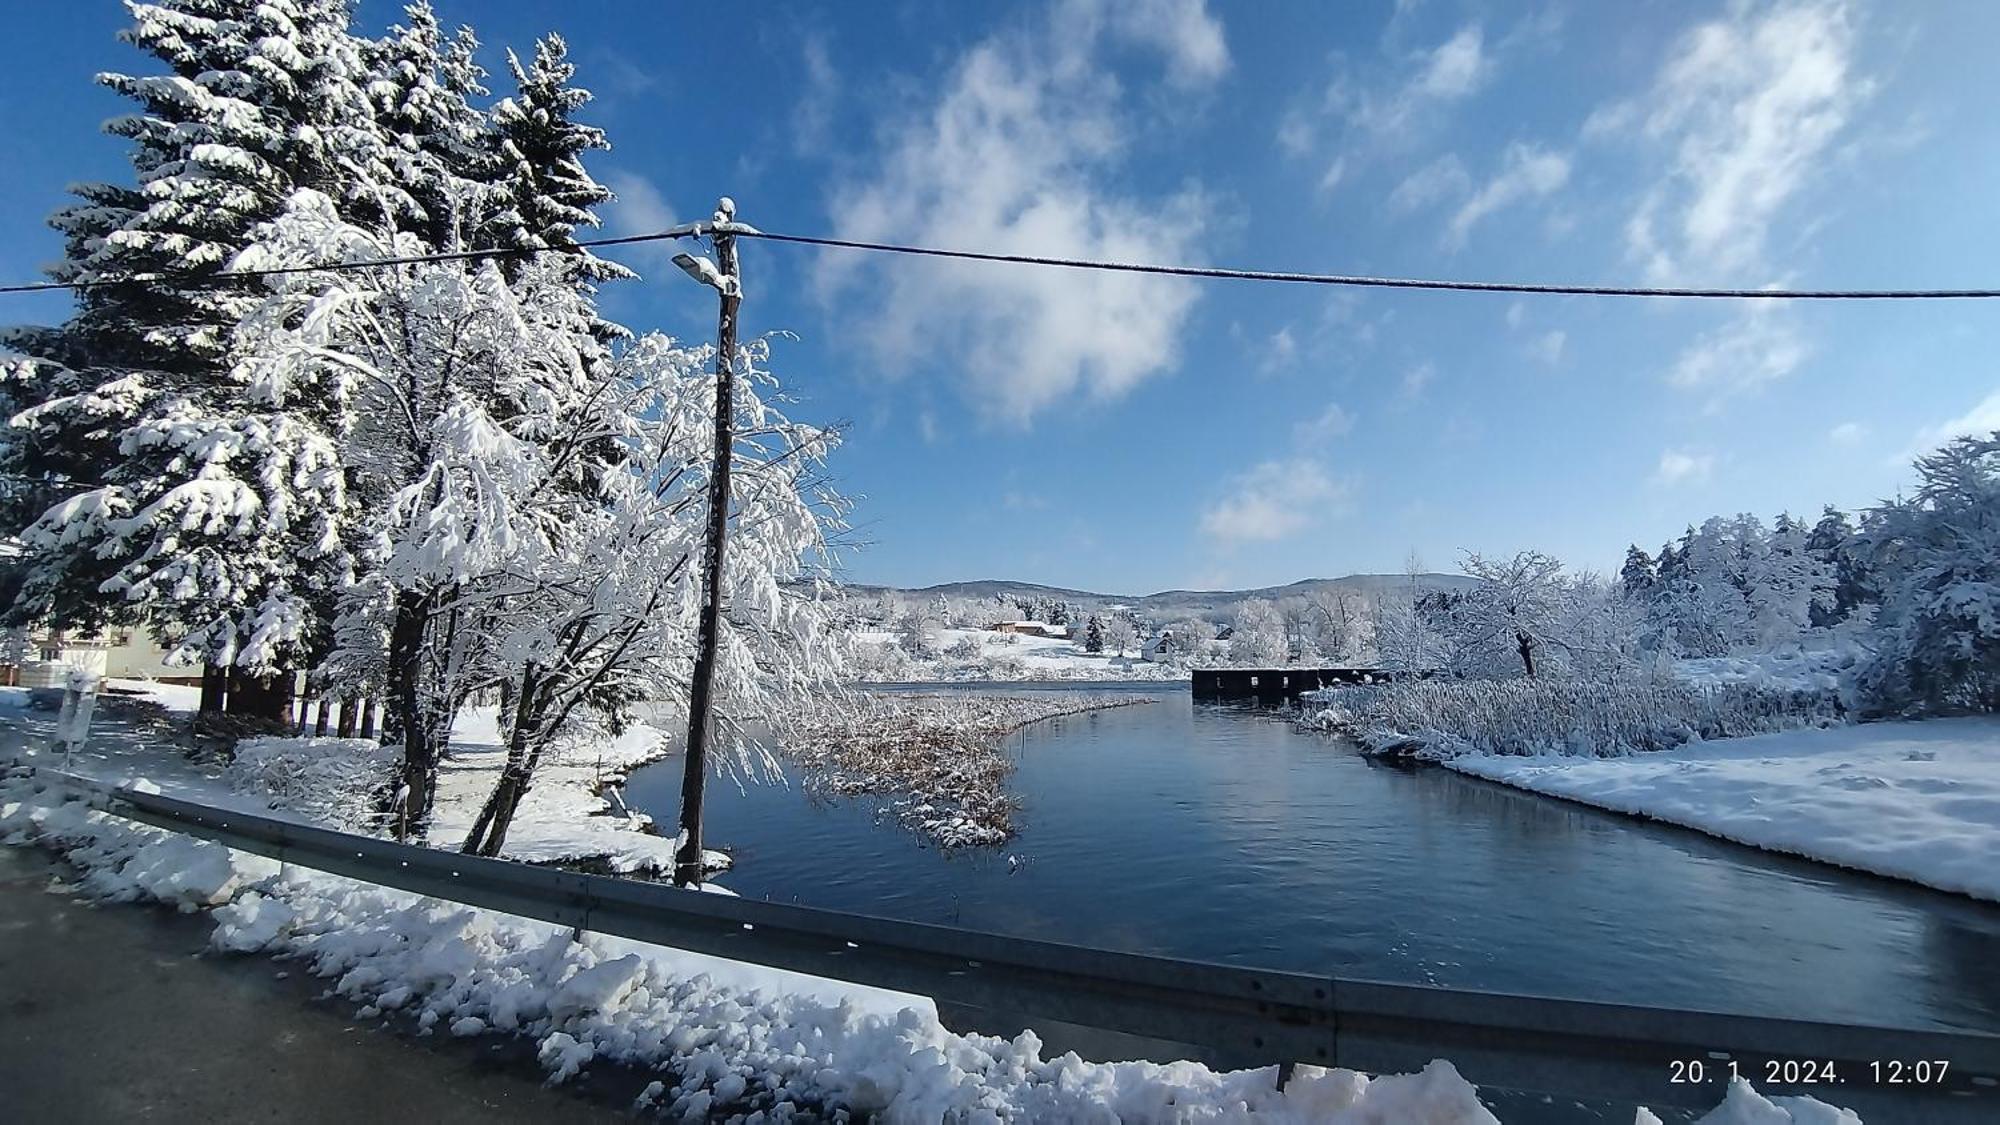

left=673, top=198, right=742, bottom=888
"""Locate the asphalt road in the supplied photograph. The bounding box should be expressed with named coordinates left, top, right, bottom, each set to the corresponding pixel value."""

left=0, top=845, right=644, bottom=1123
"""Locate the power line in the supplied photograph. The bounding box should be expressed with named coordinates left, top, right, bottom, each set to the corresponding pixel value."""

left=0, top=222, right=1996, bottom=301
left=734, top=231, right=2000, bottom=301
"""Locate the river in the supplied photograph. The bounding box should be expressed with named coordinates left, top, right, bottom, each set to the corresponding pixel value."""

left=624, top=684, right=2000, bottom=1033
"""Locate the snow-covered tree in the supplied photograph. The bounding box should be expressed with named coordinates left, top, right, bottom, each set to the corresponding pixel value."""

left=1229, top=598, right=1288, bottom=665
left=1749, top=513, right=1833, bottom=647
left=1081, top=614, right=1104, bottom=653
left=0, top=0, right=398, bottom=699
left=481, top=33, right=632, bottom=285
left=1807, top=506, right=1871, bottom=627
left=1858, top=433, right=2000, bottom=712
left=1620, top=545, right=1657, bottom=600
left=1445, top=551, right=1588, bottom=679
left=1101, top=615, right=1139, bottom=657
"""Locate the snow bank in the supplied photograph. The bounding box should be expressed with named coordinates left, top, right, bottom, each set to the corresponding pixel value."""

left=1303, top=678, right=1844, bottom=760
left=1449, top=717, right=2000, bottom=901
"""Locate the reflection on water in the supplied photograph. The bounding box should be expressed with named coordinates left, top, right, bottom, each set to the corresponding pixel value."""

left=623, top=688, right=2000, bottom=1031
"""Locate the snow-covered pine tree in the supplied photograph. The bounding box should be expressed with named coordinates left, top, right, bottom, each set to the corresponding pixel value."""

left=1083, top=614, right=1104, bottom=653
left=1807, top=505, right=1871, bottom=627
left=1748, top=512, right=1833, bottom=647
left=363, top=2, right=496, bottom=253
left=1859, top=434, right=2000, bottom=712
left=481, top=34, right=633, bottom=286
left=0, top=0, right=400, bottom=711
left=1619, top=545, right=1657, bottom=600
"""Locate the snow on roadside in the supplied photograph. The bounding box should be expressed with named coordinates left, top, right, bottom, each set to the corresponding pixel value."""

left=1449, top=717, right=2000, bottom=902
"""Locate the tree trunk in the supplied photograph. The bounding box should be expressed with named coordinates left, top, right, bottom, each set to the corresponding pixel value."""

left=1517, top=631, right=1537, bottom=679
left=383, top=588, right=437, bottom=839
left=462, top=665, right=543, bottom=857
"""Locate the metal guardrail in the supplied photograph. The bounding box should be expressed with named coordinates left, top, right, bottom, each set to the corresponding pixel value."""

left=18, top=766, right=2000, bottom=1117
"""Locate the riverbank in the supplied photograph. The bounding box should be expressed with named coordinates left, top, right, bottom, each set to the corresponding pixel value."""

left=789, top=691, right=1154, bottom=846
left=1447, top=717, right=2000, bottom=902
left=1, top=713, right=1877, bottom=1121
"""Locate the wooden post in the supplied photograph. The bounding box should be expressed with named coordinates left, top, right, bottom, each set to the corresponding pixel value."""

left=336, top=697, right=356, bottom=738
left=674, top=198, right=742, bottom=889
left=199, top=662, right=227, bottom=714
left=314, top=698, right=331, bottom=736
left=360, top=698, right=377, bottom=739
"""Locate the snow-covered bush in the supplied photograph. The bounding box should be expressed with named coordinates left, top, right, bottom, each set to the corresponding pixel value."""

left=225, top=736, right=400, bottom=831
left=1302, top=678, right=1845, bottom=760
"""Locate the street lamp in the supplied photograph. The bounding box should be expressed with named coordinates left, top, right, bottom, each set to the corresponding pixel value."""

left=672, top=198, right=743, bottom=889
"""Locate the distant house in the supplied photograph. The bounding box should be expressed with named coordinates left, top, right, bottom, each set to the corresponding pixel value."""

left=1141, top=635, right=1173, bottom=663
left=990, top=621, right=1069, bottom=639
left=1212, top=624, right=1235, bottom=642
left=1, top=625, right=187, bottom=688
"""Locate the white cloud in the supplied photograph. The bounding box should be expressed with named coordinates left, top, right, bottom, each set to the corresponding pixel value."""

left=820, top=1, right=1225, bottom=422
left=1906, top=390, right=2000, bottom=459
left=1084, top=0, right=1232, bottom=87
left=1446, top=142, right=1570, bottom=247
left=1504, top=300, right=1525, bottom=329
left=791, top=35, right=840, bottom=153
left=1412, top=25, right=1489, bottom=100
left=1653, top=448, right=1715, bottom=486
left=1294, top=402, right=1354, bottom=444
left=1608, top=0, right=1863, bottom=282
left=1828, top=421, right=1867, bottom=445
left=1003, top=489, right=1048, bottom=511
left=1530, top=329, right=1567, bottom=365
left=1318, top=156, right=1348, bottom=195
left=601, top=171, right=676, bottom=274
left=1199, top=458, right=1348, bottom=544
left=1388, top=153, right=1470, bottom=214
left=1400, top=362, right=1435, bottom=402
left=1666, top=304, right=1807, bottom=405
left=1260, top=326, right=1298, bottom=374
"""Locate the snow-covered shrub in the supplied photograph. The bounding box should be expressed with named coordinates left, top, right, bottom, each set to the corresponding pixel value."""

left=1303, top=678, right=1845, bottom=760
left=944, top=634, right=984, bottom=661
left=849, top=640, right=916, bottom=682
left=225, top=736, right=401, bottom=831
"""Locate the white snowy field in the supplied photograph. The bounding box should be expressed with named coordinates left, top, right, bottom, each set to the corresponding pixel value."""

left=852, top=626, right=1185, bottom=682
left=1449, top=717, right=2000, bottom=902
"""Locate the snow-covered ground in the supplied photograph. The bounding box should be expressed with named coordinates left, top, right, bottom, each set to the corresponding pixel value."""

left=0, top=680, right=705, bottom=876
left=852, top=626, right=1185, bottom=682
left=1449, top=717, right=2000, bottom=902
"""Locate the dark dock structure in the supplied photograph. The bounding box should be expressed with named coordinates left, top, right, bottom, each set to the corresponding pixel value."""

left=1191, top=667, right=1393, bottom=704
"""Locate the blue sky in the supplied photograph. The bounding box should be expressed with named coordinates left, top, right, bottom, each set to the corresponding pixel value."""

left=4, top=1, right=1999, bottom=595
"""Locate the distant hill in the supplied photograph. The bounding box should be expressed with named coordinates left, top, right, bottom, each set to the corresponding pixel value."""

left=841, top=573, right=1478, bottom=621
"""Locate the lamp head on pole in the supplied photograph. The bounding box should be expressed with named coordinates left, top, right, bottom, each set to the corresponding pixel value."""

left=672, top=251, right=726, bottom=291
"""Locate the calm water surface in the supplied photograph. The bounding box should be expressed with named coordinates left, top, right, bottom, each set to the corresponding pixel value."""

left=626, top=684, right=2000, bottom=1032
